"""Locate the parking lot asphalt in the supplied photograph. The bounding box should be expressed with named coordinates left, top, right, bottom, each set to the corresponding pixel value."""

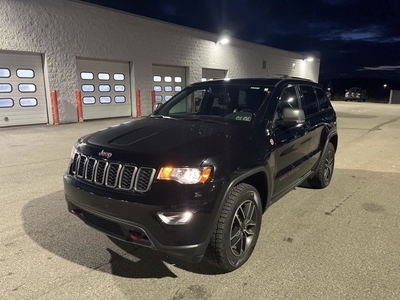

left=1, top=102, right=400, bottom=300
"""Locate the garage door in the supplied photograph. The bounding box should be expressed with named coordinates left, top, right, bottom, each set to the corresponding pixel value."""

left=202, top=68, right=227, bottom=81
left=77, top=59, right=131, bottom=120
left=0, top=52, right=47, bottom=127
left=152, top=65, right=186, bottom=106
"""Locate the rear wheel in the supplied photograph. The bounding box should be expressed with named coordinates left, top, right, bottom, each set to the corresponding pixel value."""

left=308, top=142, right=335, bottom=189
left=205, top=183, right=262, bottom=271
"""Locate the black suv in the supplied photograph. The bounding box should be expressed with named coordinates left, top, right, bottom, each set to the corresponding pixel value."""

left=64, top=77, right=338, bottom=271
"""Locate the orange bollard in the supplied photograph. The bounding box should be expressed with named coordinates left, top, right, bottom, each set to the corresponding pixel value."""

left=75, top=90, right=83, bottom=122
left=136, top=90, right=141, bottom=117
left=151, top=90, right=156, bottom=112
left=51, top=89, right=60, bottom=125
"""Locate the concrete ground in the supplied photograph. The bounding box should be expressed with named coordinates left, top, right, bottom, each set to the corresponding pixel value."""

left=1, top=102, right=399, bottom=300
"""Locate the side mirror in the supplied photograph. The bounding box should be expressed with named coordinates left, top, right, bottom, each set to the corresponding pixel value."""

left=276, top=108, right=305, bottom=127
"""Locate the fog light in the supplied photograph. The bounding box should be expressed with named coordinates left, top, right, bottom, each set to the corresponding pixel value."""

left=157, top=212, right=193, bottom=225
left=70, top=209, right=82, bottom=216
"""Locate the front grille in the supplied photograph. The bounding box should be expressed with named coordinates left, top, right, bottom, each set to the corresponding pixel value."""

left=70, top=153, right=156, bottom=192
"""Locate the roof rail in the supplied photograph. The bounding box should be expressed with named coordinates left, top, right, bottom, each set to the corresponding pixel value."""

left=281, top=75, right=312, bottom=81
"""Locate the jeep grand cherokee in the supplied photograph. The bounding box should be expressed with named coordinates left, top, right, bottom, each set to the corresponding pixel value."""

left=64, top=77, right=338, bottom=271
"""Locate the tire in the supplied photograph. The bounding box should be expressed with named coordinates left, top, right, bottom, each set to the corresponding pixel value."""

left=205, top=183, right=262, bottom=271
left=308, top=142, right=335, bottom=189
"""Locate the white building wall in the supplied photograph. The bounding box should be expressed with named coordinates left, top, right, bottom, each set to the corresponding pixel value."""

left=0, top=0, right=320, bottom=123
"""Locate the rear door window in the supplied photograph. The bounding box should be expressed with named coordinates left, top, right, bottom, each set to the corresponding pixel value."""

left=299, top=85, right=318, bottom=116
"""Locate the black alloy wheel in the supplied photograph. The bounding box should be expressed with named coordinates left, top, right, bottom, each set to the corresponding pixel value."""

left=205, top=183, right=262, bottom=271
left=308, top=142, right=335, bottom=189
left=230, top=199, right=258, bottom=257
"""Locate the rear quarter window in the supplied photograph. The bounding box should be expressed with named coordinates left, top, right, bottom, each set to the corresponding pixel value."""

left=315, top=88, right=330, bottom=111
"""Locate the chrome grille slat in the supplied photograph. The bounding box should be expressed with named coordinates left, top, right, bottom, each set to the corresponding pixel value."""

left=95, top=160, right=108, bottom=185
left=135, top=168, right=156, bottom=192
left=76, top=155, right=88, bottom=178
left=119, top=165, right=137, bottom=190
left=105, top=163, right=122, bottom=187
left=70, top=153, right=154, bottom=192
left=71, top=153, right=79, bottom=174
left=85, top=158, right=97, bottom=181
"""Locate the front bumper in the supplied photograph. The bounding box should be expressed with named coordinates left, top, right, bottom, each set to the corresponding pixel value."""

left=63, top=174, right=224, bottom=262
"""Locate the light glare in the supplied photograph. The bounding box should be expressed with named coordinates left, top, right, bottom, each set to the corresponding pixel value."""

left=157, top=212, right=193, bottom=225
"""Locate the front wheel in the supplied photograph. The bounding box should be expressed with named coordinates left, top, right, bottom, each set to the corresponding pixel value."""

left=308, top=142, right=335, bottom=189
left=205, top=183, right=262, bottom=271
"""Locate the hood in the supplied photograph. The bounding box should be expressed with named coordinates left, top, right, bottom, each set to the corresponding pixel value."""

left=80, top=117, right=252, bottom=166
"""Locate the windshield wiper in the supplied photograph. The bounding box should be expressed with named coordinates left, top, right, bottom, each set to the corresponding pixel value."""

left=150, top=115, right=178, bottom=120
left=181, top=116, right=229, bottom=125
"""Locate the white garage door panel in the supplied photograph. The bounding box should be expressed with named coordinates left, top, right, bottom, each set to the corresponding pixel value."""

left=0, top=52, right=47, bottom=127
left=152, top=65, right=186, bottom=105
left=77, top=59, right=131, bottom=120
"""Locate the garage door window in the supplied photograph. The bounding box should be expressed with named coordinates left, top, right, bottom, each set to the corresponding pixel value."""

left=165, top=86, right=173, bottom=92
left=81, top=72, right=94, bottom=80
left=100, top=96, right=111, bottom=104
left=99, top=84, right=111, bottom=92
left=82, top=84, right=95, bottom=92
left=83, top=96, right=96, bottom=104
left=164, top=76, right=172, bottom=83
left=0, top=98, right=13, bottom=107
left=114, top=73, right=125, bottom=81
left=153, top=86, right=162, bottom=92
left=20, top=98, right=38, bottom=107
left=98, top=73, right=110, bottom=80
left=155, top=95, right=162, bottom=103
left=114, top=96, right=126, bottom=103
left=165, top=95, right=172, bottom=101
left=17, top=69, right=35, bottom=78
left=19, top=84, right=36, bottom=92
left=0, top=68, right=11, bottom=78
left=0, top=83, right=12, bottom=92
left=153, top=76, right=162, bottom=82
left=175, top=86, right=182, bottom=92
left=114, top=85, right=125, bottom=92
left=174, top=77, right=182, bottom=83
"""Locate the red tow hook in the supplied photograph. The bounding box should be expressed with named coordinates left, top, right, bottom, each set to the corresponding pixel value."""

left=70, top=209, right=82, bottom=216
left=130, top=231, right=145, bottom=241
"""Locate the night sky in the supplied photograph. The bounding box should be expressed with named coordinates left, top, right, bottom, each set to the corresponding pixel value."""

left=80, top=0, right=400, bottom=83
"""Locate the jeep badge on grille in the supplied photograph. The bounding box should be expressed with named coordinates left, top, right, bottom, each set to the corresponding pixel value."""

left=98, top=150, right=112, bottom=159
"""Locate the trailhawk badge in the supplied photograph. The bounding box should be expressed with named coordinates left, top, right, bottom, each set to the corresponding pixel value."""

left=98, top=150, right=112, bottom=159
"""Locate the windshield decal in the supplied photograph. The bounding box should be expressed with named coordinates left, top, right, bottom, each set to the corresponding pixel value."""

left=235, top=115, right=252, bottom=122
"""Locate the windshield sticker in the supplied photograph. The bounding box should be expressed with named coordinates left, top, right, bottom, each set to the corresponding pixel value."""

left=235, top=116, right=252, bottom=122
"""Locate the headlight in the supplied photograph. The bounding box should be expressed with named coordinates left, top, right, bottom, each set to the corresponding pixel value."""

left=70, top=144, right=78, bottom=159
left=157, top=166, right=212, bottom=184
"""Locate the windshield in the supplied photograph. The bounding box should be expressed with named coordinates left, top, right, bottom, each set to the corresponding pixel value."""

left=154, top=83, right=274, bottom=123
